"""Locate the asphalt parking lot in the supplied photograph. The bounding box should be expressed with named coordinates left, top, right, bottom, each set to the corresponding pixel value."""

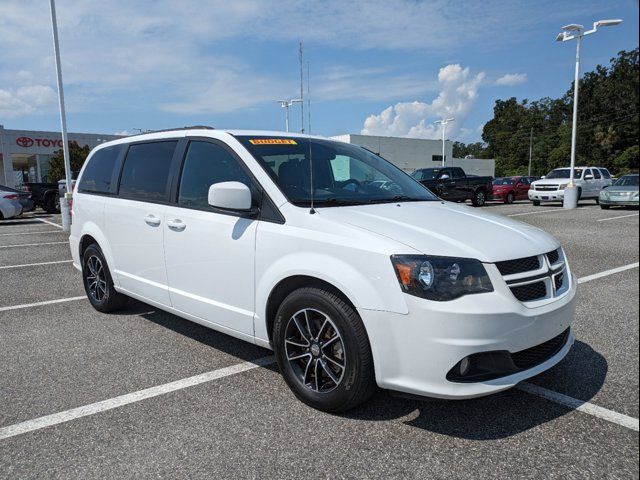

left=1, top=202, right=638, bottom=479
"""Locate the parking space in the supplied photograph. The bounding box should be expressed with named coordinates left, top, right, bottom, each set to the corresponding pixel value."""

left=1, top=204, right=638, bottom=479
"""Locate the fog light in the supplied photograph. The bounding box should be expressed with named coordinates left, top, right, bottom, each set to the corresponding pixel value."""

left=459, top=357, right=471, bottom=376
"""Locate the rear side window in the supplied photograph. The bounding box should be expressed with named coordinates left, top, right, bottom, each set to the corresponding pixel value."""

left=593, top=169, right=602, bottom=179
left=600, top=168, right=612, bottom=179
left=78, top=145, right=120, bottom=194
left=451, top=167, right=465, bottom=179
left=119, top=141, right=177, bottom=202
left=178, top=141, right=254, bottom=209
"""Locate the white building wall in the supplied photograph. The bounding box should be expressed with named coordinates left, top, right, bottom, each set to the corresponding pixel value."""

left=331, top=134, right=494, bottom=177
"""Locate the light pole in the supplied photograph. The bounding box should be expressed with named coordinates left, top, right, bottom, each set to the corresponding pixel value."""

left=434, top=118, right=454, bottom=167
left=49, top=0, right=73, bottom=231
left=556, top=19, right=622, bottom=209
left=278, top=99, right=303, bottom=132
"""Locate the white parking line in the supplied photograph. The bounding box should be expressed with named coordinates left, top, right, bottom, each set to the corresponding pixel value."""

left=578, top=262, right=639, bottom=284
left=0, top=241, right=68, bottom=249
left=36, top=218, right=64, bottom=229
left=0, top=296, right=86, bottom=312
left=0, top=230, right=63, bottom=237
left=597, top=213, right=639, bottom=222
left=0, top=356, right=275, bottom=441
left=0, top=260, right=73, bottom=270
left=508, top=206, right=598, bottom=217
left=517, top=383, right=639, bottom=432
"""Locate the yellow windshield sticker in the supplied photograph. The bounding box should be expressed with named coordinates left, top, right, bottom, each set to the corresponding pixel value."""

left=249, top=139, right=298, bottom=145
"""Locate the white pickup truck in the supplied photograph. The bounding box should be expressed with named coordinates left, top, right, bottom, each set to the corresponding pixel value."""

left=529, top=167, right=613, bottom=205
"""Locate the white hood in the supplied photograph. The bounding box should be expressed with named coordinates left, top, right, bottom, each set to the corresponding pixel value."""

left=317, top=201, right=559, bottom=263
left=532, top=178, right=570, bottom=186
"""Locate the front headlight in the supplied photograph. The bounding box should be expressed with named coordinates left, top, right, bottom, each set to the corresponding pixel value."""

left=601, top=190, right=610, bottom=199
left=558, top=183, right=568, bottom=190
left=391, top=255, right=493, bottom=301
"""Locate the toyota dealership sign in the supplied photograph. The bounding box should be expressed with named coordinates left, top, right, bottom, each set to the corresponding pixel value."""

left=15, top=137, right=64, bottom=149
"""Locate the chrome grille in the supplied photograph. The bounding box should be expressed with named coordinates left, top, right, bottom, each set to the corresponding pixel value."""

left=497, top=248, right=569, bottom=305
left=535, top=185, right=559, bottom=191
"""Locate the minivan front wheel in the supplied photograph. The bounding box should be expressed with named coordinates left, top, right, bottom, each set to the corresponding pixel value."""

left=82, top=244, right=126, bottom=312
left=273, top=287, right=376, bottom=412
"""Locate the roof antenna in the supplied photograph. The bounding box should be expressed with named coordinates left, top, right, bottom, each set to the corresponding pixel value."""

left=307, top=61, right=311, bottom=134
left=309, top=138, right=315, bottom=214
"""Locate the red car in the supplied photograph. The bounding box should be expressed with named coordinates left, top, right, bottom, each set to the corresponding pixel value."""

left=492, top=176, right=538, bottom=204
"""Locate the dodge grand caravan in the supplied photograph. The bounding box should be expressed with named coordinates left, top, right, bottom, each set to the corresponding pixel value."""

left=70, top=127, right=576, bottom=412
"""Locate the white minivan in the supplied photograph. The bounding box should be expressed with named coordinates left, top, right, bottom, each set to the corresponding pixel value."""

left=70, top=127, right=576, bottom=411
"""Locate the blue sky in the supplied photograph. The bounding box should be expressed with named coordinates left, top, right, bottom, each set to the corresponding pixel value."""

left=0, top=0, right=638, bottom=142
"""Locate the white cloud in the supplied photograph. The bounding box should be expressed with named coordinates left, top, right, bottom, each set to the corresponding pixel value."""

left=495, top=73, right=528, bottom=86
left=361, top=64, right=485, bottom=139
left=0, top=85, right=56, bottom=118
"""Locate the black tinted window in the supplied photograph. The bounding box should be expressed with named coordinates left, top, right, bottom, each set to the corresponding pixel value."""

left=600, top=169, right=612, bottom=179
left=451, top=167, right=465, bottom=179
left=178, top=141, right=253, bottom=209
left=592, top=169, right=602, bottom=179
left=119, top=141, right=177, bottom=201
left=78, top=145, right=120, bottom=194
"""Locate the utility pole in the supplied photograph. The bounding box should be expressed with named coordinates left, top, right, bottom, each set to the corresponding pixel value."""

left=528, top=126, right=534, bottom=176
left=555, top=18, right=622, bottom=209
left=307, top=61, right=311, bottom=134
left=434, top=118, right=455, bottom=167
left=49, top=0, right=72, bottom=232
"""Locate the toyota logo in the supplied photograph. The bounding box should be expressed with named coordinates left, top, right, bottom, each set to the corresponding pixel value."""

left=16, top=137, right=34, bottom=148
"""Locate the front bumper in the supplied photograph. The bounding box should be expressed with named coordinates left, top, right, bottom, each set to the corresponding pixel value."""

left=359, top=270, right=577, bottom=399
left=529, top=190, right=565, bottom=202
left=599, top=197, right=638, bottom=207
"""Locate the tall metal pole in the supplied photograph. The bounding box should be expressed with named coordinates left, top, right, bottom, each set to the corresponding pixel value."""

left=49, top=0, right=72, bottom=231
left=285, top=105, right=290, bottom=132
left=568, top=34, right=582, bottom=187
left=441, top=123, right=446, bottom=167
left=528, top=126, right=534, bottom=176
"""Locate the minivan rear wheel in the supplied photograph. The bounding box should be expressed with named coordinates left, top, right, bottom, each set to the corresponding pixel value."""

left=82, top=243, right=127, bottom=312
left=273, top=287, right=376, bottom=412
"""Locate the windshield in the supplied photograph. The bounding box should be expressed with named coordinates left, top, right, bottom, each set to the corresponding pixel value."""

left=493, top=178, right=515, bottom=186
left=614, top=175, right=639, bottom=187
left=236, top=136, right=438, bottom=206
left=546, top=169, right=583, bottom=179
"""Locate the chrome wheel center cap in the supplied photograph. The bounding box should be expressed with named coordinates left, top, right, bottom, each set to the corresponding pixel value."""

left=310, top=343, right=321, bottom=357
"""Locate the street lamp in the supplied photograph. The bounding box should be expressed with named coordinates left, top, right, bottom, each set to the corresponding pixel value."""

left=278, top=98, right=303, bottom=132
left=556, top=18, right=622, bottom=209
left=434, top=118, right=455, bottom=167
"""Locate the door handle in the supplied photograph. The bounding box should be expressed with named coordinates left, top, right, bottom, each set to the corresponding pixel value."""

left=167, top=219, right=186, bottom=232
left=144, top=214, right=161, bottom=227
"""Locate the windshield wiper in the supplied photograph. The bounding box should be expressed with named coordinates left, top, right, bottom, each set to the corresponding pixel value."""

left=368, top=195, right=429, bottom=204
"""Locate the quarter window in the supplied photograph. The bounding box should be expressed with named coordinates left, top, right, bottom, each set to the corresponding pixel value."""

left=119, top=141, right=177, bottom=202
left=78, top=145, right=120, bottom=194
left=600, top=169, right=612, bottom=179
left=178, top=141, right=254, bottom=209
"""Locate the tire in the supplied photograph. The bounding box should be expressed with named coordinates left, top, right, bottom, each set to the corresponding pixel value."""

left=595, top=197, right=600, bottom=205
left=43, top=192, right=60, bottom=214
left=471, top=190, right=487, bottom=207
left=601, top=205, right=610, bottom=210
left=82, top=243, right=127, bottom=312
left=533, top=200, right=541, bottom=206
left=505, top=192, right=515, bottom=204
left=273, top=287, right=377, bottom=412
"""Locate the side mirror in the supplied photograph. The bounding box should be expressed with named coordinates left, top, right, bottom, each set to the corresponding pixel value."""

left=439, top=174, right=450, bottom=181
left=208, top=182, right=253, bottom=211
left=584, top=174, right=594, bottom=181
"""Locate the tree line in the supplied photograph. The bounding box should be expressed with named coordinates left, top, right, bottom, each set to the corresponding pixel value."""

left=454, top=48, right=639, bottom=177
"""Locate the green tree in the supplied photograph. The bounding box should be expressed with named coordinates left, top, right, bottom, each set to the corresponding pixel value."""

left=46, top=142, right=91, bottom=182
left=614, top=145, right=639, bottom=174
left=478, top=48, right=638, bottom=177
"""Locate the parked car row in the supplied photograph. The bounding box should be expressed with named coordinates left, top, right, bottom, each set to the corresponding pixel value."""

left=0, top=184, right=36, bottom=219
left=600, top=174, right=639, bottom=209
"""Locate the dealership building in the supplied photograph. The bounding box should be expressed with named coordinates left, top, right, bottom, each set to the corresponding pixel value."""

left=0, top=125, right=121, bottom=187
left=331, top=134, right=495, bottom=177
